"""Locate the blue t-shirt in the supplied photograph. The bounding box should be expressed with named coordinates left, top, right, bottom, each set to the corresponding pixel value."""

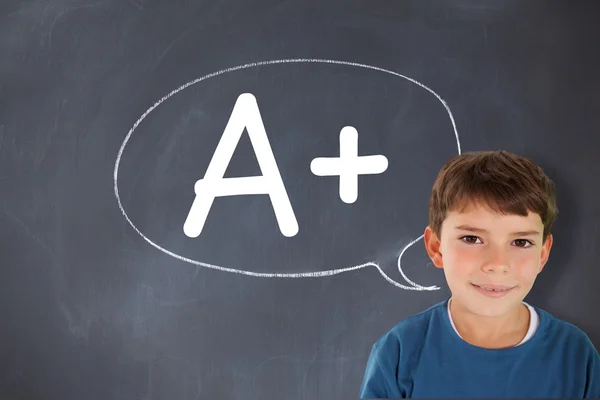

left=360, top=298, right=600, bottom=398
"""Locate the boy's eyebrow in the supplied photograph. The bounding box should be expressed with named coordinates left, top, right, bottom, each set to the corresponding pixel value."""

left=454, top=225, right=541, bottom=236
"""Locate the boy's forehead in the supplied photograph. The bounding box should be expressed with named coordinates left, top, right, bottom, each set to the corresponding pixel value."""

left=446, top=202, right=543, bottom=232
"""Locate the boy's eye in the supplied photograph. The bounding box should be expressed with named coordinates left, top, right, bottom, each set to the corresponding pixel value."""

left=460, top=235, right=481, bottom=244
left=513, top=239, right=533, bottom=248
left=459, top=236, right=533, bottom=248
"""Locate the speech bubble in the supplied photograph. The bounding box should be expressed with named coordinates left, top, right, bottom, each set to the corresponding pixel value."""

left=114, top=59, right=461, bottom=290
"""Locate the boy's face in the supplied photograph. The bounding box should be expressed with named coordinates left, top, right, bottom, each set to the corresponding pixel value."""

left=424, top=201, right=553, bottom=318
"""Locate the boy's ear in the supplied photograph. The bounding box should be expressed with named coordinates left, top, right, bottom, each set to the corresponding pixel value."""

left=424, top=226, right=444, bottom=269
left=538, top=234, right=553, bottom=273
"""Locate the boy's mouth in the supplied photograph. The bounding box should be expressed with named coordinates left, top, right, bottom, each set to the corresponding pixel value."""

left=470, top=283, right=516, bottom=298
left=471, top=283, right=515, bottom=291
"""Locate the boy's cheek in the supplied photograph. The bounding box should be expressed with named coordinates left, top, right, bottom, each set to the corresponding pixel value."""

left=444, top=248, right=476, bottom=272
left=443, top=260, right=474, bottom=280
left=520, top=265, right=542, bottom=282
left=512, top=254, right=541, bottom=276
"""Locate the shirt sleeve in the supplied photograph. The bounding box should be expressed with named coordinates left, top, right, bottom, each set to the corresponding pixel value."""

left=584, top=339, right=600, bottom=398
left=359, top=334, right=403, bottom=399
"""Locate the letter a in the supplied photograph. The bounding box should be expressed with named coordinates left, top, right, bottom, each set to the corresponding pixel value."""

left=183, top=93, right=299, bottom=238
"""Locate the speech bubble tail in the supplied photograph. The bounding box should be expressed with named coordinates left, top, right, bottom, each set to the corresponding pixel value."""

left=393, top=233, right=442, bottom=291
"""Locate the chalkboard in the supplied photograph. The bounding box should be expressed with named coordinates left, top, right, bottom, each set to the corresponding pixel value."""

left=1, top=1, right=599, bottom=399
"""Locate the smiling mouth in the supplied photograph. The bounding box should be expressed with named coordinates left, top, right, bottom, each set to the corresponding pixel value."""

left=471, top=283, right=515, bottom=292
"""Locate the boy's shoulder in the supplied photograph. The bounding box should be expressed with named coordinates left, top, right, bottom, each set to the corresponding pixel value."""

left=374, top=299, right=597, bottom=355
left=533, top=305, right=597, bottom=350
left=374, top=300, right=445, bottom=348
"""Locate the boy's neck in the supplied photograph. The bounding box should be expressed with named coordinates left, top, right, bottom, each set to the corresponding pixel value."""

left=449, top=297, right=531, bottom=349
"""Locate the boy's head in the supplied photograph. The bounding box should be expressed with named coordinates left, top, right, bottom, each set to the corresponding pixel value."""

left=423, top=150, right=558, bottom=318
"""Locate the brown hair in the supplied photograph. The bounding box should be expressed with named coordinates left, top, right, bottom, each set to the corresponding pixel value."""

left=428, top=150, right=558, bottom=243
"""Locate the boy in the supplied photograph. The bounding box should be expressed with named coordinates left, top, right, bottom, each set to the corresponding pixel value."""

left=359, top=150, right=600, bottom=398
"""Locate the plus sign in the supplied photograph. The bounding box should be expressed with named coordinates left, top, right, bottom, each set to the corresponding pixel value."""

left=310, top=126, right=388, bottom=204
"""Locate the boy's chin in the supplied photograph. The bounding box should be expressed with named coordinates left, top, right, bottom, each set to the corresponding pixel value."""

left=471, top=304, right=522, bottom=319
left=467, top=296, right=525, bottom=318
left=453, top=289, right=525, bottom=318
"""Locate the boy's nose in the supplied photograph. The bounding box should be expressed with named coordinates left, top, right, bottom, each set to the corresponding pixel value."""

left=482, top=248, right=510, bottom=273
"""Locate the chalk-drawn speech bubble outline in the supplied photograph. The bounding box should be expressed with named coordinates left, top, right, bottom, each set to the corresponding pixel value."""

left=113, top=59, right=461, bottom=291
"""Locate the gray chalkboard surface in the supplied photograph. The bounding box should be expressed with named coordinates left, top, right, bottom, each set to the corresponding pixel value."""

left=1, top=1, right=599, bottom=399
